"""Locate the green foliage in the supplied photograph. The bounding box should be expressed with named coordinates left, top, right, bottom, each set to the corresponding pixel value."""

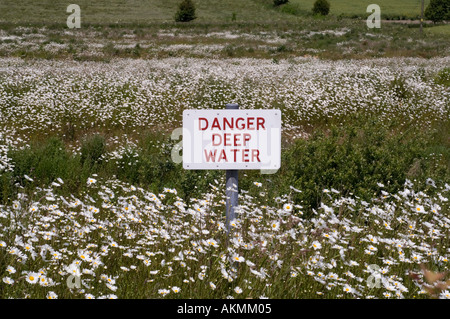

left=2, top=117, right=448, bottom=214
left=175, top=0, right=197, bottom=22
left=279, top=117, right=448, bottom=212
left=80, top=134, right=106, bottom=168
left=274, top=0, right=289, bottom=6
left=435, top=67, right=450, bottom=86
left=312, top=0, right=330, bottom=16
left=425, top=0, right=450, bottom=23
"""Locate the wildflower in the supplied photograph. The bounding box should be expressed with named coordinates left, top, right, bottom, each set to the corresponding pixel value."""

left=368, top=245, right=378, bottom=252
left=46, top=291, right=58, bottom=299
left=107, top=283, right=118, bottom=292
left=87, top=177, right=97, bottom=185
left=415, top=205, right=425, bottom=213
left=253, top=182, right=262, bottom=187
left=158, top=289, right=170, bottom=297
left=283, top=203, right=293, bottom=212
left=270, top=220, right=280, bottom=231
left=209, top=282, right=216, bottom=290
left=6, top=266, right=16, bottom=274
left=3, top=277, right=14, bottom=285
left=411, top=253, right=422, bottom=262
left=440, top=290, right=450, bottom=299
left=312, top=241, right=322, bottom=250
left=234, top=286, right=243, bottom=294
left=25, top=272, right=40, bottom=284
left=231, top=254, right=245, bottom=263
left=343, top=284, right=354, bottom=294
left=171, top=286, right=181, bottom=293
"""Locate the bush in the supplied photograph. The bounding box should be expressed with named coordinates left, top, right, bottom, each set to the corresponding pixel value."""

left=175, top=0, right=197, bottom=22
left=80, top=134, right=106, bottom=168
left=9, top=137, right=73, bottom=188
left=435, top=67, right=450, bottom=86
left=312, top=0, right=330, bottom=16
left=279, top=117, right=446, bottom=212
left=425, top=0, right=450, bottom=23
left=273, top=0, right=289, bottom=6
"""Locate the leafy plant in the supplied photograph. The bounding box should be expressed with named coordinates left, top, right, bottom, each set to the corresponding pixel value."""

left=273, top=0, right=289, bottom=6
left=312, top=0, right=330, bottom=16
left=425, top=0, right=450, bottom=23
left=175, top=0, right=197, bottom=22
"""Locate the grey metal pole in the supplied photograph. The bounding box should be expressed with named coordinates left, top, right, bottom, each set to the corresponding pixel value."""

left=420, top=0, right=425, bottom=35
left=225, top=103, right=239, bottom=234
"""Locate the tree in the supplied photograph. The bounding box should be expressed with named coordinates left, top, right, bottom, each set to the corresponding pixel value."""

left=312, top=0, right=330, bottom=16
left=175, top=0, right=196, bottom=22
left=425, top=0, right=450, bottom=23
left=273, top=0, right=289, bottom=6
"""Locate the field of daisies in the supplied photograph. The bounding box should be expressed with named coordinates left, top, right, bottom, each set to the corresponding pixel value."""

left=0, top=55, right=449, bottom=299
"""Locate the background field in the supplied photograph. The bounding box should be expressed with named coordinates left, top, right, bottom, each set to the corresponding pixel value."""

left=287, top=0, right=431, bottom=19
left=0, top=0, right=434, bottom=24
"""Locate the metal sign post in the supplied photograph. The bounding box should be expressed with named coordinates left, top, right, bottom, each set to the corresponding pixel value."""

left=225, top=103, right=239, bottom=235
left=182, top=104, right=281, bottom=237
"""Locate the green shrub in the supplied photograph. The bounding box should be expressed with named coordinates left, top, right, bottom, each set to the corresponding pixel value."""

left=80, top=134, right=106, bottom=168
left=273, top=0, right=289, bottom=6
left=435, top=67, right=450, bottom=86
left=279, top=117, right=446, bottom=212
left=425, top=0, right=450, bottom=23
left=175, top=0, right=197, bottom=22
left=312, top=0, right=330, bottom=16
left=9, top=137, right=72, bottom=187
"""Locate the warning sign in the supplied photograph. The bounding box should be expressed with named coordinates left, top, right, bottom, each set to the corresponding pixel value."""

left=182, top=109, right=281, bottom=170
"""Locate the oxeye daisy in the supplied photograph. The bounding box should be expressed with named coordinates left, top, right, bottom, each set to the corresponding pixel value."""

left=283, top=203, right=293, bottom=212
left=234, top=286, right=243, bottom=294
left=232, top=254, right=245, bottom=263
left=25, top=272, right=40, bottom=284
left=6, top=266, right=16, bottom=274
left=270, top=220, right=280, bottom=231
left=158, top=289, right=170, bottom=297
left=415, top=205, right=425, bottom=213
left=171, top=286, right=181, bottom=293
left=343, top=284, right=354, bottom=294
left=46, top=291, right=58, bottom=299
left=312, top=241, right=322, bottom=250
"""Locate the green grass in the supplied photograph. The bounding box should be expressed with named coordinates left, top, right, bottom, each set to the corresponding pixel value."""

left=425, top=24, right=450, bottom=36
left=0, top=0, right=434, bottom=25
left=0, top=0, right=295, bottom=25
left=287, top=0, right=431, bottom=19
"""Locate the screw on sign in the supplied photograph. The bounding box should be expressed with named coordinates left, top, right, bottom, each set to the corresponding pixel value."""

left=183, top=104, right=281, bottom=234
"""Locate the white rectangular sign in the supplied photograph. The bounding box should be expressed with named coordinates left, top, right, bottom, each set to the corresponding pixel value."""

left=183, top=109, right=281, bottom=170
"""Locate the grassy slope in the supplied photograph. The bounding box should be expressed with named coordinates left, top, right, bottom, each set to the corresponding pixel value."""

left=0, top=0, right=434, bottom=25
left=288, top=0, right=431, bottom=18
left=0, top=0, right=295, bottom=24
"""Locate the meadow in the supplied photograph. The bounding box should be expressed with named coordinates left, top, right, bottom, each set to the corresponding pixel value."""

left=0, top=0, right=449, bottom=300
